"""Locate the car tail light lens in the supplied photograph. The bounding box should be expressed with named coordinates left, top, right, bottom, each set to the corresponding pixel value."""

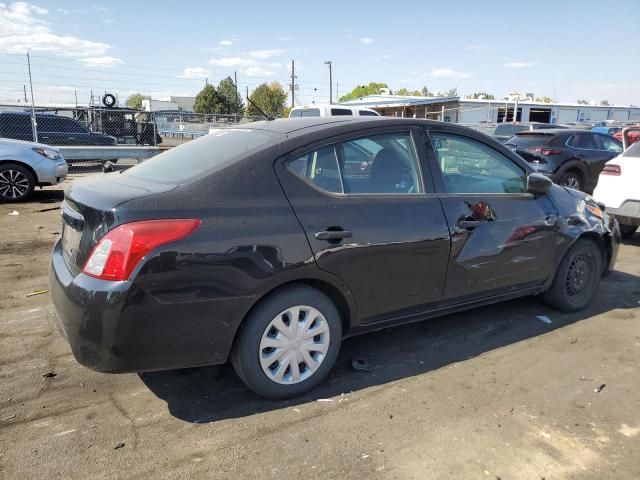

left=601, top=164, right=621, bottom=176
left=527, top=148, right=562, bottom=156
left=83, top=219, right=200, bottom=281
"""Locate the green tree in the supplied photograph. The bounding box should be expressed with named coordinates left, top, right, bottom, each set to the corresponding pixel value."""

left=216, top=76, right=244, bottom=115
left=394, top=88, right=423, bottom=96
left=421, top=86, right=433, bottom=97
left=600, top=99, right=610, bottom=106
left=444, top=88, right=458, bottom=97
left=125, top=93, right=149, bottom=110
left=193, top=84, right=221, bottom=114
left=577, top=99, right=589, bottom=105
left=246, top=82, right=288, bottom=118
left=339, top=82, right=388, bottom=102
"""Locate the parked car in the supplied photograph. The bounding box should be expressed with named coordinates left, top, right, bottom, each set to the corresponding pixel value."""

left=505, top=129, right=623, bottom=192
left=593, top=140, right=640, bottom=239
left=614, top=128, right=640, bottom=147
left=0, top=138, right=67, bottom=202
left=50, top=118, right=619, bottom=399
left=289, top=104, right=380, bottom=118
left=493, top=122, right=565, bottom=143
left=591, top=126, right=622, bottom=136
left=0, top=112, right=118, bottom=147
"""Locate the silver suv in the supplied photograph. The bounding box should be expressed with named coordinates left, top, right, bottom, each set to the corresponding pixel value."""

left=0, top=138, right=68, bottom=202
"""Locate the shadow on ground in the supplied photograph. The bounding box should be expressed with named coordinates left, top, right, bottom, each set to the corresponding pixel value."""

left=141, top=269, right=640, bottom=423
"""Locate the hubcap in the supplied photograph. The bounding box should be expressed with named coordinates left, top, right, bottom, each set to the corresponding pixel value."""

left=0, top=170, right=29, bottom=199
left=566, top=254, right=591, bottom=296
left=259, top=305, right=330, bottom=385
left=563, top=176, right=580, bottom=189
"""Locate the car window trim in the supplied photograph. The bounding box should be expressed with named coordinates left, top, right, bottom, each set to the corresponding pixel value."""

left=425, top=128, right=532, bottom=197
left=566, top=133, right=606, bottom=152
left=282, top=127, right=431, bottom=198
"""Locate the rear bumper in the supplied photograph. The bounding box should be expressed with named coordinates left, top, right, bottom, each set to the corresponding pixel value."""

left=49, top=240, right=249, bottom=373
left=605, top=200, right=640, bottom=226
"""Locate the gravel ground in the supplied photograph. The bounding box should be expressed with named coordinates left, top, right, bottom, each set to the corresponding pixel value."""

left=1, top=185, right=639, bottom=480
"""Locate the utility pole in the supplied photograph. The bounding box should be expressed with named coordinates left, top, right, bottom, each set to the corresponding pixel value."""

left=336, top=82, right=339, bottom=102
left=289, top=60, right=297, bottom=108
left=324, top=60, right=332, bottom=104
left=234, top=70, right=239, bottom=106
left=26, top=53, right=37, bottom=142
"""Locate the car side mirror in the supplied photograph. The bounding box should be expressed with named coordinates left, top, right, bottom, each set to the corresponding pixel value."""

left=527, top=173, right=552, bottom=195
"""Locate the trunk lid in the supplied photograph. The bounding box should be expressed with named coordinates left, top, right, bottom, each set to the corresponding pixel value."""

left=60, top=172, right=177, bottom=274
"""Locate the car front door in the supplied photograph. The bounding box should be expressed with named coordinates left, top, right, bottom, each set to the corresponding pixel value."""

left=425, top=129, right=559, bottom=303
left=276, top=127, right=451, bottom=325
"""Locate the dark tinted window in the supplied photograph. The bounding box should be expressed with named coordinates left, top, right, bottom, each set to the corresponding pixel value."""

left=597, top=135, right=623, bottom=153
left=288, top=145, right=342, bottom=193
left=330, top=108, right=352, bottom=116
left=125, top=128, right=277, bottom=183
left=431, top=132, right=526, bottom=194
left=0, top=114, right=32, bottom=137
left=289, top=108, right=320, bottom=117
left=38, top=116, right=87, bottom=134
left=572, top=134, right=598, bottom=150
left=358, top=110, right=379, bottom=116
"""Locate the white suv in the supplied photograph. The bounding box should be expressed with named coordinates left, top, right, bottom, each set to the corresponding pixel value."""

left=289, top=104, right=380, bottom=118
left=593, top=141, right=640, bottom=238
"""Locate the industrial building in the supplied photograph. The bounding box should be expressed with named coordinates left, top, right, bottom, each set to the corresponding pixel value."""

left=339, top=95, right=640, bottom=125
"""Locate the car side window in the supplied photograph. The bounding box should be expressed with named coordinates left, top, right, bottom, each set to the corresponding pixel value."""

left=287, top=132, right=423, bottom=195
left=430, top=132, right=526, bottom=194
left=573, top=134, right=598, bottom=150
left=337, top=132, right=423, bottom=194
left=597, top=135, right=623, bottom=153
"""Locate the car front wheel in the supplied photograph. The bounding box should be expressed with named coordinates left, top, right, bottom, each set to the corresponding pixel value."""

left=231, top=285, right=342, bottom=399
left=0, top=163, right=35, bottom=202
left=559, top=171, right=583, bottom=191
left=542, top=238, right=602, bottom=312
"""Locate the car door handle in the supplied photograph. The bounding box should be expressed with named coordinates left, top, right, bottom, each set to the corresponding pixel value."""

left=315, top=230, right=352, bottom=241
left=457, top=219, right=482, bottom=230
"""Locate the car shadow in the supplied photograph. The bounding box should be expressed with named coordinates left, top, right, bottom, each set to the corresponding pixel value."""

left=140, top=270, right=640, bottom=423
left=27, top=188, right=64, bottom=203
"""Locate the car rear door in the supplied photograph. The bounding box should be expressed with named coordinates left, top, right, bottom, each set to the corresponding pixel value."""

left=275, top=126, right=451, bottom=325
left=568, top=133, right=618, bottom=190
left=425, top=127, right=559, bottom=303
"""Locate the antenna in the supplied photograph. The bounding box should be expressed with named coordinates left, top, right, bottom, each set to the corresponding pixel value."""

left=246, top=96, right=273, bottom=121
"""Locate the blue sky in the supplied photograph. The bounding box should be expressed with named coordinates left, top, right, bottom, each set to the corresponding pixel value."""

left=0, top=0, right=639, bottom=106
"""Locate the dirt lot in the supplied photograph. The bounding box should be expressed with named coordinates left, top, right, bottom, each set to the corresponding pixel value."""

left=1, top=183, right=639, bottom=480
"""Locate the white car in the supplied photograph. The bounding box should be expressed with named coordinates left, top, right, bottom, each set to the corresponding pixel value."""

left=593, top=141, right=640, bottom=238
left=289, top=104, right=380, bottom=118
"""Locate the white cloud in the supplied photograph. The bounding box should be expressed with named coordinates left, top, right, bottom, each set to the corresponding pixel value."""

left=430, top=68, right=472, bottom=79
left=504, top=61, right=536, bottom=68
left=209, top=57, right=257, bottom=67
left=219, top=39, right=233, bottom=46
left=80, top=56, right=123, bottom=67
left=0, top=2, right=111, bottom=56
left=179, top=67, right=210, bottom=79
left=466, top=44, right=493, bottom=51
left=359, top=37, right=373, bottom=45
left=248, top=49, right=284, bottom=59
left=245, top=66, right=276, bottom=77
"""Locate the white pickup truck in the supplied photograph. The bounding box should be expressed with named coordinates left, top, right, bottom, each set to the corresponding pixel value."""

left=289, top=104, right=380, bottom=118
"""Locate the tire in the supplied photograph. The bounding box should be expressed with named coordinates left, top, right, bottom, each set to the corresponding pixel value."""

left=620, top=224, right=637, bottom=239
left=558, top=171, right=583, bottom=191
left=0, top=163, right=35, bottom=202
left=542, top=239, right=603, bottom=312
left=231, top=285, right=342, bottom=399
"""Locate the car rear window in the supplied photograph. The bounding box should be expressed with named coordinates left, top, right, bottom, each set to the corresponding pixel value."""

left=494, top=124, right=528, bottom=136
left=290, top=108, right=321, bottom=117
left=358, top=110, right=379, bottom=116
left=506, top=133, right=554, bottom=147
left=330, top=108, right=352, bottom=116
left=124, top=128, right=277, bottom=184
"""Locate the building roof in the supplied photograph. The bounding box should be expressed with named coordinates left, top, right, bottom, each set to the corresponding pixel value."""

left=339, top=95, right=459, bottom=108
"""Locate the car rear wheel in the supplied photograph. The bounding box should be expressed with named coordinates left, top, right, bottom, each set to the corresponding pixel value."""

left=542, top=238, right=602, bottom=312
left=620, top=224, right=637, bottom=239
left=559, top=171, right=583, bottom=191
left=0, top=163, right=35, bottom=202
left=231, top=285, right=342, bottom=399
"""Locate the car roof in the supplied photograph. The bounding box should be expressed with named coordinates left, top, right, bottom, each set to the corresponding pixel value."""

left=515, top=128, right=588, bottom=136
left=241, top=117, right=440, bottom=135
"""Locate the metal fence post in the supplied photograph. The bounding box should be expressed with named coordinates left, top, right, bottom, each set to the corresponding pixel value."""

left=26, top=53, right=38, bottom=143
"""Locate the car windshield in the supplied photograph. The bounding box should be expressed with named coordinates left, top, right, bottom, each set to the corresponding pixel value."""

left=623, top=141, right=640, bottom=157
left=494, top=124, right=528, bottom=136
left=123, top=128, right=277, bottom=184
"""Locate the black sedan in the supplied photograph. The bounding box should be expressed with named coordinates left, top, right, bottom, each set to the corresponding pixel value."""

left=50, top=117, right=620, bottom=399
left=505, top=129, right=623, bottom=192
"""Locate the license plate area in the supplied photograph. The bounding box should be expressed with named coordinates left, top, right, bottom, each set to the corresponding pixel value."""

left=61, top=222, right=82, bottom=268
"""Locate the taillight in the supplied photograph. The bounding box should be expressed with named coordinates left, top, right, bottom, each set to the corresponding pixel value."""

left=527, top=148, right=562, bottom=156
left=83, top=219, right=200, bottom=281
left=601, top=164, right=621, bottom=176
